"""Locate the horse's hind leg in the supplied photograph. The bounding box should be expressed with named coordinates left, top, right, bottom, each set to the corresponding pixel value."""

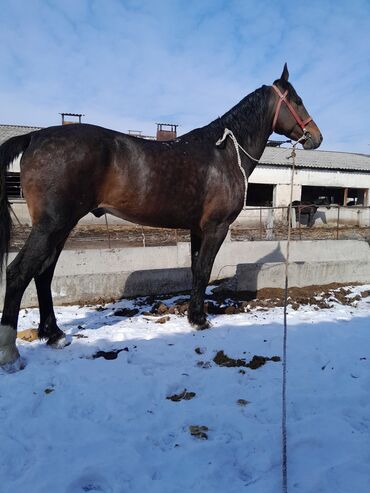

left=35, top=232, right=71, bottom=347
left=188, top=223, right=229, bottom=329
left=0, top=224, right=69, bottom=367
left=190, top=231, right=202, bottom=277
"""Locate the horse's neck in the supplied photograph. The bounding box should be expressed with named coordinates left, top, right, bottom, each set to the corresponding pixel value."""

left=219, top=86, right=273, bottom=171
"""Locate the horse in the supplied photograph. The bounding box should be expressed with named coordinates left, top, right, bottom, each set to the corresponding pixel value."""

left=0, top=63, right=322, bottom=370
left=290, top=198, right=330, bottom=228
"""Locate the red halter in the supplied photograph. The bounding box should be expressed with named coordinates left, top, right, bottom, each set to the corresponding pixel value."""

left=272, top=84, right=312, bottom=133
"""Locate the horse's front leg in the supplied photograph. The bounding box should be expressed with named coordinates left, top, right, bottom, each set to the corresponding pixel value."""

left=188, top=223, right=229, bottom=329
left=308, top=208, right=316, bottom=228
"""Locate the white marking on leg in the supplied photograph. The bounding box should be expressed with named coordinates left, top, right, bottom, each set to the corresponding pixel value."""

left=50, top=335, right=70, bottom=349
left=0, top=324, right=21, bottom=367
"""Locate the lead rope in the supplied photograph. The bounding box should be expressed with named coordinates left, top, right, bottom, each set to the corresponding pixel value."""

left=104, top=213, right=111, bottom=249
left=216, top=128, right=259, bottom=209
left=216, top=128, right=307, bottom=493
left=215, top=128, right=291, bottom=210
left=282, top=134, right=307, bottom=493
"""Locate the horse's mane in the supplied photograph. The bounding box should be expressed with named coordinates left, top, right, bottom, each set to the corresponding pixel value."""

left=219, top=85, right=270, bottom=133
left=182, top=85, right=271, bottom=141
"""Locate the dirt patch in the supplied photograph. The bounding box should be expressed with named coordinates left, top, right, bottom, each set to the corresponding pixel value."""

left=214, top=283, right=366, bottom=312
left=213, top=351, right=248, bottom=368
left=155, top=316, right=171, bottom=324
left=112, top=308, right=139, bottom=317
left=236, top=399, right=250, bottom=406
left=134, top=283, right=368, bottom=321
left=17, top=328, right=38, bottom=342
left=213, top=350, right=280, bottom=369
left=92, top=348, right=129, bottom=360
left=189, top=425, right=208, bottom=440
left=166, top=389, right=196, bottom=402
left=73, top=333, right=88, bottom=339
left=196, top=361, right=212, bottom=369
left=137, top=283, right=366, bottom=318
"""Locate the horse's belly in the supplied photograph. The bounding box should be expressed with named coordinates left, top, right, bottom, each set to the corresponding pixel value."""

left=98, top=205, right=194, bottom=230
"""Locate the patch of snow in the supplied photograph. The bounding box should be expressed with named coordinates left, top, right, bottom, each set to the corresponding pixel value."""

left=0, top=287, right=370, bottom=492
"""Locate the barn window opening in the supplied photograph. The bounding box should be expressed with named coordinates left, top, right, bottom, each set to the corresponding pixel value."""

left=6, top=172, right=22, bottom=199
left=301, top=185, right=368, bottom=206
left=346, top=188, right=367, bottom=206
left=246, top=184, right=274, bottom=206
left=301, top=185, right=344, bottom=205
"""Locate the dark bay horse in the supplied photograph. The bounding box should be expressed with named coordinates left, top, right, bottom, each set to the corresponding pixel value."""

left=0, top=64, right=322, bottom=370
left=290, top=199, right=331, bottom=228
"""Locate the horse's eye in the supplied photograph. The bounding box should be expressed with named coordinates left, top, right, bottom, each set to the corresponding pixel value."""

left=297, top=98, right=303, bottom=105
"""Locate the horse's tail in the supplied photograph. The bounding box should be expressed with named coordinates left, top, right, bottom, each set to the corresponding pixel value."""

left=0, top=132, right=34, bottom=275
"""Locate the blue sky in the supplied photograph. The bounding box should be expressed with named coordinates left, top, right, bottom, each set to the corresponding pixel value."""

left=0, top=0, right=369, bottom=153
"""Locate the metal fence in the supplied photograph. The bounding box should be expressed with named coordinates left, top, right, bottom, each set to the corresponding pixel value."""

left=8, top=204, right=370, bottom=251
left=231, top=205, right=370, bottom=242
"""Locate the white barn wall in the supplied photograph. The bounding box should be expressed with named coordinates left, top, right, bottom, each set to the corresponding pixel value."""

left=250, top=166, right=370, bottom=206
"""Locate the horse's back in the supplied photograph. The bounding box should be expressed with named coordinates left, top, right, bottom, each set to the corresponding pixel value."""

left=19, top=123, right=243, bottom=231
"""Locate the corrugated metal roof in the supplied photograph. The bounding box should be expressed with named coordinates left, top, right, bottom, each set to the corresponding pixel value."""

left=0, top=124, right=42, bottom=146
left=260, top=146, right=370, bottom=171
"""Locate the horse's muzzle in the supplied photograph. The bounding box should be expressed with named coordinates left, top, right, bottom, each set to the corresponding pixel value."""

left=302, top=122, right=323, bottom=149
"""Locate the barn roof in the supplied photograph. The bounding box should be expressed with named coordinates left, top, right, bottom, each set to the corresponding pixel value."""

left=0, top=124, right=42, bottom=146
left=260, top=146, right=370, bottom=172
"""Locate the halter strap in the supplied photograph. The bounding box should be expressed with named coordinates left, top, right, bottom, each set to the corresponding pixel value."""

left=272, top=84, right=312, bottom=132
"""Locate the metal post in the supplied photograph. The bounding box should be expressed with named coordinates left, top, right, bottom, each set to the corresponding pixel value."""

left=336, top=206, right=340, bottom=240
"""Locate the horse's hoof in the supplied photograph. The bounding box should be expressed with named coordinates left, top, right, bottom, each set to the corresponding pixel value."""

left=195, top=319, right=212, bottom=331
left=1, top=355, right=26, bottom=373
left=47, top=334, right=71, bottom=349
left=189, top=315, right=212, bottom=331
left=0, top=325, right=22, bottom=371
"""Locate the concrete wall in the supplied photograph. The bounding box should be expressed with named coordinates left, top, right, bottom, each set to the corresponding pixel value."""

left=1, top=239, right=370, bottom=308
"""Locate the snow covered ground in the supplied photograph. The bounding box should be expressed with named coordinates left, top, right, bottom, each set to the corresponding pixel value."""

left=1, top=286, right=370, bottom=493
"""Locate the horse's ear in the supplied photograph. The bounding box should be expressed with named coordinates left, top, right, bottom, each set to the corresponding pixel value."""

left=280, top=63, right=289, bottom=82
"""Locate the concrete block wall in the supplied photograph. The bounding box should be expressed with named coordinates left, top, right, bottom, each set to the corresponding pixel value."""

left=1, top=239, right=370, bottom=308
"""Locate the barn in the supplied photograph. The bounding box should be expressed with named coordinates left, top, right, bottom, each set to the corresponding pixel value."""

left=0, top=124, right=42, bottom=199
left=248, top=146, right=370, bottom=208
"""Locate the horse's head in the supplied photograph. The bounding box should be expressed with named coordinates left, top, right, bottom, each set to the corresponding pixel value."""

left=271, top=63, right=323, bottom=150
